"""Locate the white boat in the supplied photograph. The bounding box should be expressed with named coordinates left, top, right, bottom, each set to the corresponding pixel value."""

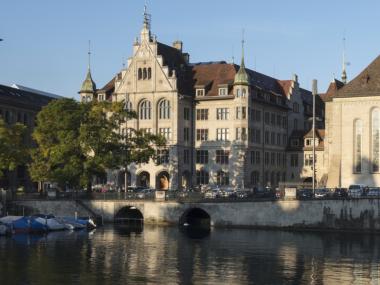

left=0, top=216, right=22, bottom=225
left=34, top=217, right=66, bottom=231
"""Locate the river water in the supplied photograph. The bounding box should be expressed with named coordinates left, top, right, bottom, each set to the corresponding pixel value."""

left=0, top=226, right=380, bottom=285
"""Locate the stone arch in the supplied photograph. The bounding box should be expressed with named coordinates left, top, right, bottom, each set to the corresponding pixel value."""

left=179, top=208, right=211, bottom=228
left=156, top=170, right=170, bottom=190
left=136, top=171, right=150, bottom=188
left=114, top=206, right=144, bottom=225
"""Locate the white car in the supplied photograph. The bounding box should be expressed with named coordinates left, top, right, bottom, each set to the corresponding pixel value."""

left=348, top=184, right=366, bottom=198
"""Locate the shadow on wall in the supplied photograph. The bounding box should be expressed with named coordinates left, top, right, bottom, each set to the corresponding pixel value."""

left=352, top=157, right=377, bottom=187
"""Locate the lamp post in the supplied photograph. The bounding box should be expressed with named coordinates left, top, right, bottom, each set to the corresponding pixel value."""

left=312, top=80, right=318, bottom=195
left=124, top=94, right=130, bottom=196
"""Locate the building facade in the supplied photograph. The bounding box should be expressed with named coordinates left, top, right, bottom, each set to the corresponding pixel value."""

left=80, top=10, right=325, bottom=190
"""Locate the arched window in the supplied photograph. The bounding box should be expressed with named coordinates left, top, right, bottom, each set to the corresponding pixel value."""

left=158, top=99, right=170, bottom=119
left=354, top=119, right=363, bottom=173
left=138, top=68, right=142, bottom=80
left=242, top=88, right=247, bottom=97
left=125, top=100, right=133, bottom=111
left=372, top=109, right=380, bottom=172
left=251, top=171, right=260, bottom=186
left=196, top=169, right=209, bottom=185
left=236, top=89, right=241, bottom=97
left=143, top=68, right=147, bottom=80
left=139, top=100, right=151, bottom=120
left=148, top=67, right=152, bottom=79
left=217, top=170, right=229, bottom=186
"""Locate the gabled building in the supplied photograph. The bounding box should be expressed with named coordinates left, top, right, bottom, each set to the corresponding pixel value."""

left=80, top=8, right=324, bottom=190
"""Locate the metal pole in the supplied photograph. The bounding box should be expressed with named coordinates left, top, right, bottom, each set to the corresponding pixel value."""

left=124, top=93, right=130, bottom=196
left=312, top=80, right=318, bottom=195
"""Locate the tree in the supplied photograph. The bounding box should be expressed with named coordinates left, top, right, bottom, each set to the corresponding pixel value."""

left=30, top=98, right=164, bottom=191
left=0, top=118, right=28, bottom=184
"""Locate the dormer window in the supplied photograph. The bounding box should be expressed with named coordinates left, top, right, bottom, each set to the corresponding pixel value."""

left=219, top=88, right=228, bottom=96
left=196, top=89, right=205, bottom=97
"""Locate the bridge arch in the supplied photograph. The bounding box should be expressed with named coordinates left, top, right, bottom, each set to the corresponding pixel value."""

left=179, top=207, right=211, bottom=228
left=114, top=206, right=144, bottom=226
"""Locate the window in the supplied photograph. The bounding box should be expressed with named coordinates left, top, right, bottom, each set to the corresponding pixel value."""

left=184, top=128, right=190, bottom=142
left=255, top=110, right=262, bottom=122
left=236, top=89, right=241, bottom=97
left=196, top=89, right=205, bottom=97
left=140, top=128, right=152, bottom=134
left=159, top=128, right=171, bottom=140
left=158, top=99, right=170, bottom=119
left=283, top=134, right=287, bottom=146
left=196, top=129, right=208, bottom=141
left=143, top=68, right=147, bottom=80
left=196, top=109, right=208, bottom=120
left=304, top=154, right=315, bottom=166
left=282, top=117, right=287, bottom=129
left=184, top=108, right=190, bottom=120
left=264, top=152, right=269, bottom=166
left=216, top=128, right=229, bottom=141
left=217, top=171, right=229, bottom=186
left=265, top=131, right=269, bottom=144
left=217, top=108, right=229, bottom=120
left=277, top=115, right=282, bottom=127
left=216, top=150, right=229, bottom=164
left=236, top=128, right=247, bottom=140
left=242, top=89, right=247, bottom=97
left=293, top=102, right=299, bottom=113
left=219, top=88, right=228, bottom=96
left=354, top=120, right=363, bottom=173
left=290, top=154, right=298, bottom=167
left=196, top=169, right=209, bottom=185
left=277, top=134, right=281, bottom=145
left=264, top=112, right=270, bottom=124
left=256, top=151, right=261, bottom=164
left=156, top=149, right=169, bottom=165
left=270, top=152, right=275, bottom=165
left=251, top=171, right=260, bottom=186
left=139, top=100, right=151, bottom=120
left=271, top=113, right=276, bottom=125
left=236, top=107, right=246, bottom=119
left=372, top=109, right=380, bottom=172
left=184, top=149, right=190, bottom=164
left=270, top=132, right=275, bottom=145
left=125, top=100, right=133, bottom=111
left=251, top=151, right=261, bottom=165
left=294, top=119, right=298, bottom=130
left=305, top=139, right=311, bottom=146
left=196, top=150, right=209, bottom=164
left=98, top=94, right=105, bottom=101
left=147, top=67, right=152, bottom=79
left=255, top=129, right=261, bottom=144
left=138, top=68, right=142, bottom=80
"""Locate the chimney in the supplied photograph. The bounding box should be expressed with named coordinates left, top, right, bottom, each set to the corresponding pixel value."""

left=173, top=40, right=183, bottom=52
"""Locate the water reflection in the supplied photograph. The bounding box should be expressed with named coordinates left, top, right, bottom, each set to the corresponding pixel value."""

left=0, top=227, right=380, bottom=284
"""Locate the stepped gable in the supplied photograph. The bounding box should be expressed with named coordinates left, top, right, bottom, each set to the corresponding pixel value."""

left=336, top=55, right=380, bottom=98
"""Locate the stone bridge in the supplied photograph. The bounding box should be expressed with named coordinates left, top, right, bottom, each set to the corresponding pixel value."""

left=13, top=198, right=380, bottom=231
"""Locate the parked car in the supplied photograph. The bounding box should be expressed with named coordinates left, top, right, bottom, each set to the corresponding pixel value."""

left=204, top=189, right=221, bottom=199
left=253, top=187, right=276, bottom=199
left=333, top=188, right=348, bottom=198
left=348, top=184, right=366, bottom=198
left=221, top=187, right=237, bottom=198
left=366, top=187, right=380, bottom=197
left=297, top=189, right=314, bottom=200
left=314, top=188, right=330, bottom=199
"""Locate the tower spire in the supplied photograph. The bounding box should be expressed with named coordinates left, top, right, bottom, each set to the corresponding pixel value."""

left=140, top=2, right=152, bottom=41
left=88, top=40, right=91, bottom=70
left=234, top=29, right=250, bottom=86
left=241, top=29, right=245, bottom=68
left=341, top=37, right=347, bottom=84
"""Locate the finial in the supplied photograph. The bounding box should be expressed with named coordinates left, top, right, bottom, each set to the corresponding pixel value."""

left=143, top=1, right=151, bottom=30
left=341, top=36, right=348, bottom=84
left=88, top=40, right=91, bottom=70
left=241, top=29, right=245, bottom=67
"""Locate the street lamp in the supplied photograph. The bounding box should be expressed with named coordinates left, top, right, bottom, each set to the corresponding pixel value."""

left=312, top=79, right=318, bottom=195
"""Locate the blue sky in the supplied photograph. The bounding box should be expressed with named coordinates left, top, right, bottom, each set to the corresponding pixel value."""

left=1, top=0, right=379, bottom=99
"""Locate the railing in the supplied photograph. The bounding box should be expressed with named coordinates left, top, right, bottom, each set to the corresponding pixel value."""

left=10, top=189, right=380, bottom=203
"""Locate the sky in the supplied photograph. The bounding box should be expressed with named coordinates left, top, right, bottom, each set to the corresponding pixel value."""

left=1, top=0, right=380, bottom=99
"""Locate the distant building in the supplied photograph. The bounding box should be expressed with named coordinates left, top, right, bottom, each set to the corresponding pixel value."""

left=80, top=8, right=325, bottom=190
left=0, top=84, right=57, bottom=191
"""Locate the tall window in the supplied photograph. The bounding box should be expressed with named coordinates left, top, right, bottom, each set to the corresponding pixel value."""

left=217, top=171, right=229, bottom=186
left=184, top=108, right=190, bottom=120
left=196, top=169, right=209, bottom=185
left=216, top=150, right=229, bottom=164
left=251, top=171, right=260, bottom=186
left=236, top=107, right=246, bottom=119
left=196, top=150, right=209, bottom=164
left=216, top=108, right=229, bottom=120
left=158, top=100, right=170, bottom=119
left=156, top=149, right=169, bottom=165
left=139, top=100, right=151, bottom=120
left=196, top=129, right=208, bottom=141
left=354, top=120, right=363, bottom=173
left=159, top=128, right=171, bottom=140
left=125, top=100, right=133, bottom=111
left=236, top=128, right=246, bottom=140
left=216, top=128, right=229, bottom=141
left=147, top=67, right=152, bottom=79
left=196, top=109, right=208, bottom=120
left=184, top=128, right=190, bottom=142
left=138, top=68, right=142, bottom=80
left=372, top=109, right=380, bottom=172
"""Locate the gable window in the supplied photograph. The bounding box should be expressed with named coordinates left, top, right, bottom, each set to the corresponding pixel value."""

left=372, top=109, right=380, bottom=172
left=196, top=89, right=205, bottom=97
left=219, top=88, right=228, bottom=96
left=139, top=100, right=151, bottom=120
left=158, top=99, right=170, bottom=119
left=138, top=68, right=142, bottom=80
left=148, top=67, right=152, bottom=79
left=143, top=68, right=147, bottom=80
left=354, top=119, right=363, bottom=173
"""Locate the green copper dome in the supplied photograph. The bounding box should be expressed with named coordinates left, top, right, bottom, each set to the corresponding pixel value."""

left=234, top=57, right=250, bottom=85
left=80, top=69, right=96, bottom=93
